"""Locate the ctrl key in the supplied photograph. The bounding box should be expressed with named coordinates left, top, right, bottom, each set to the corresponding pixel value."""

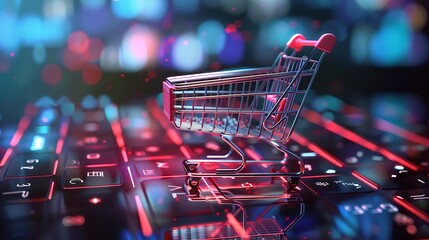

left=63, top=166, right=121, bottom=189
left=0, top=178, right=53, bottom=203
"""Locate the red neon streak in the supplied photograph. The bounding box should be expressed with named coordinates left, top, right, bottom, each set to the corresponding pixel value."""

left=146, top=98, right=183, bottom=145
left=298, top=180, right=320, bottom=196
left=135, top=155, right=176, bottom=161
left=179, top=145, right=192, bottom=159
left=52, top=160, right=59, bottom=175
left=59, top=119, right=70, bottom=137
left=375, top=118, right=429, bottom=147
left=66, top=163, right=117, bottom=168
left=127, top=166, right=136, bottom=188
left=351, top=171, right=379, bottom=190
left=134, top=195, right=153, bottom=237
left=10, top=116, right=31, bottom=147
left=300, top=174, right=341, bottom=179
left=210, top=223, right=225, bottom=238
left=111, top=120, right=125, bottom=148
left=226, top=213, right=248, bottom=239
left=324, top=121, right=379, bottom=151
left=292, top=132, right=344, bottom=167
left=244, top=148, right=261, bottom=160
left=56, top=120, right=69, bottom=154
left=302, top=110, right=419, bottom=171
left=137, top=174, right=187, bottom=180
left=146, top=98, right=173, bottom=130
left=201, top=177, right=223, bottom=204
left=63, top=184, right=121, bottom=190
left=0, top=148, right=13, bottom=166
left=167, top=129, right=183, bottom=145
left=5, top=174, right=53, bottom=180
left=121, top=147, right=129, bottom=163
left=244, top=148, right=268, bottom=168
left=55, top=139, right=64, bottom=154
left=48, top=181, right=55, bottom=200
left=393, top=196, right=429, bottom=223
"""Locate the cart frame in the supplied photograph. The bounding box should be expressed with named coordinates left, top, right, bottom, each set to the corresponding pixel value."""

left=163, top=33, right=336, bottom=189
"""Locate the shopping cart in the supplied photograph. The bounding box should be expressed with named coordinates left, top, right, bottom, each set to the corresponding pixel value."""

left=163, top=33, right=336, bottom=190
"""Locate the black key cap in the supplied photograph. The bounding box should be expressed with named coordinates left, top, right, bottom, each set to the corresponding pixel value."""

left=395, top=189, right=429, bottom=217
left=135, top=160, right=186, bottom=178
left=4, top=153, right=57, bottom=179
left=127, top=144, right=186, bottom=160
left=69, top=121, right=113, bottom=135
left=15, top=133, right=59, bottom=153
left=67, top=134, right=117, bottom=150
left=355, top=162, right=429, bottom=189
left=62, top=166, right=121, bottom=189
left=55, top=188, right=133, bottom=240
left=0, top=178, right=53, bottom=203
left=387, top=142, right=429, bottom=170
left=300, top=175, right=375, bottom=196
left=140, top=177, right=230, bottom=227
left=66, top=150, right=121, bottom=167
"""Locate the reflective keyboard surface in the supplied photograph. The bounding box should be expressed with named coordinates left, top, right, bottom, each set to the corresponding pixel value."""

left=1, top=93, right=428, bottom=240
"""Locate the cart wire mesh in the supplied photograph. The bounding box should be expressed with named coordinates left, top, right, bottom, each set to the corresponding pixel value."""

left=163, top=33, right=336, bottom=178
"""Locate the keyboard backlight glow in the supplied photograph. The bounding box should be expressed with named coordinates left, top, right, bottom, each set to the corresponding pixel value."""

left=134, top=195, right=153, bottom=237
left=89, top=197, right=102, bottom=205
left=30, top=135, right=45, bottom=151
left=301, top=152, right=317, bottom=157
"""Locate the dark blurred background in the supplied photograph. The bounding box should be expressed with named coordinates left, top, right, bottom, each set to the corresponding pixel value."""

left=0, top=0, right=428, bottom=122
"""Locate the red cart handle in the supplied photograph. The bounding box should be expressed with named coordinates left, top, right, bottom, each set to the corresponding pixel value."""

left=287, top=33, right=336, bottom=53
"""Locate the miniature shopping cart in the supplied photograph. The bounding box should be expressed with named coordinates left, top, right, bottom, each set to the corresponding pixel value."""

left=163, top=33, right=336, bottom=189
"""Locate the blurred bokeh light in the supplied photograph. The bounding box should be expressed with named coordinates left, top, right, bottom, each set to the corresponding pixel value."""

left=0, top=0, right=428, bottom=113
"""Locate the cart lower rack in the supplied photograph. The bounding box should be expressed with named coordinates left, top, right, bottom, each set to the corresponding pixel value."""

left=163, top=33, right=336, bottom=190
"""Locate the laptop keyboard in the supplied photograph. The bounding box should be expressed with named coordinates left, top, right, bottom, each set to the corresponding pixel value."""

left=1, top=94, right=428, bottom=240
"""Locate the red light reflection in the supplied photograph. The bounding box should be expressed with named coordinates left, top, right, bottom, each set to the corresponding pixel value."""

left=68, top=31, right=90, bottom=54
left=41, top=64, right=62, bottom=85
left=134, top=195, right=153, bottom=237
left=301, top=109, right=419, bottom=171
left=89, top=197, right=102, bottom=205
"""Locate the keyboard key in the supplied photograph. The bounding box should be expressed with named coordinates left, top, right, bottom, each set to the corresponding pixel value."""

left=56, top=188, right=132, bottom=240
left=355, top=162, right=429, bottom=189
left=15, top=133, right=59, bottom=153
left=66, top=150, right=121, bottom=167
left=127, top=144, right=186, bottom=160
left=140, top=177, right=230, bottom=227
left=300, top=175, right=375, bottom=196
left=297, top=154, right=343, bottom=176
left=0, top=203, right=47, bottom=239
left=387, top=143, right=429, bottom=170
left=202, top=177, right=295, bottom=198
left=67, top=134, right=117, bottom=149
left=4, top=153, right=57, bottom=179
left=0, top=178, right=53, bottom=203
left=395, top=189, right=429, bottom=218
left=63, top=166, right=121, bottom=189
left=167, top=199, right=304, bottom=239
left=135, top=161, right=186, bottom=178
left=69, top=121, right=113, bottom=135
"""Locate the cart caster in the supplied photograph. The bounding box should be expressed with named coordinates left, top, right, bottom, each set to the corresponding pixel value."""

left=288, top=177, right=299, bottom=189
left=187, top=176, right=200, bottom=188
left=189, top=187, right=200, bottom=196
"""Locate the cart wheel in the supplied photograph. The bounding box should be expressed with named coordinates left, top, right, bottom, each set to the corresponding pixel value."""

left=187, top=177, right=200, bottom=188
left=288, top=177, right=299, bottom=189
left=189, top=187, right=199, bottom=196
